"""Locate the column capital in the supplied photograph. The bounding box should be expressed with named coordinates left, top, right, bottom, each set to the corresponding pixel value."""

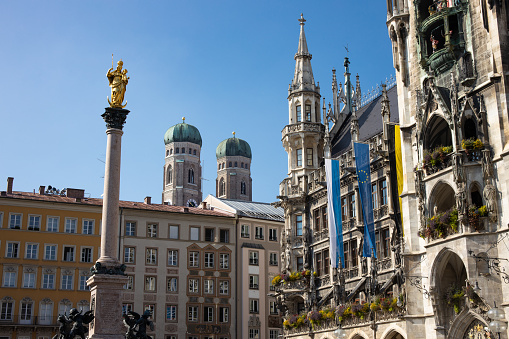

left=101, top=107, right=130, bottom=130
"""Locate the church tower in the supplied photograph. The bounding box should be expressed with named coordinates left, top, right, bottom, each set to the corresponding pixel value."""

left=283, top=14, right=324, bottom=184
left=215, top=133, right=252, bottom=201
left=162, top=118, right=202, bottom=207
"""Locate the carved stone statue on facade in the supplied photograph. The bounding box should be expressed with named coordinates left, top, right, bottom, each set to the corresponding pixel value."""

left=483, top=183, right=497, bottom=222
left=482, top=149, right=494, bottom=180
left=107, top=60, right=129, bottom=108
left=452, top=153, right=465, bottom=183
left=456, top=183, right=466, bottom=216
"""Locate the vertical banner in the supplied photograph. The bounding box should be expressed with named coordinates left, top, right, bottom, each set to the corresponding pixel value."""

left=353, top=142, right=376, bottom=258
left=388, top=124, right=404, bottom=236
left=325, top=158, right=344, bottom=268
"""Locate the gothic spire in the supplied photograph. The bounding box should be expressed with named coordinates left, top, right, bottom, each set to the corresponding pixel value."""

left=291, top=14, right=319, bottom=94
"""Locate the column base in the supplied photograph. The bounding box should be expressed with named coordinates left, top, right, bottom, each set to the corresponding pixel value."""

left=87, top=274, right=128, bottom=338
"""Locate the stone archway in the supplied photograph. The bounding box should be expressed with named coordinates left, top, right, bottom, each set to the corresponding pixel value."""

left=447, top=310, right=490, bottom=339
left=428, top=181, right=456, bottom=214
left=380, top=324, right=406, bottom=339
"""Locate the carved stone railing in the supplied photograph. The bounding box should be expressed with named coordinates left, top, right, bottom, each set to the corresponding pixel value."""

left=282, top=122, right=325, bottom=139
left=285, top=319, right=337, bottom=336
left=316, top=275, right=331, bottom=288
left=312, top=319, right=337, bottom=332
left=279, top=178, right=304, bottom=198
left=342, top=218, right=356, bottom=232
left=460, top=149, right=482, bottom=163
left=341, top=310, right=401, bottom=327
left=376, top=258, right=393, bottom=272
left=345, top=267, right=359, bottom=280
left=374, top=205, right=389, bottom=220
left=280, top=279, right=308, bottom=292
left=424, top=153, right=452, bottom=176
left=313, top=229, right=329, bottom=242
left=286, top=325, right=311, bottom=336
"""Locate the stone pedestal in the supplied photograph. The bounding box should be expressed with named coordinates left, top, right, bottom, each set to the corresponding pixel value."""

left=87, top=274, right=128, bottom=339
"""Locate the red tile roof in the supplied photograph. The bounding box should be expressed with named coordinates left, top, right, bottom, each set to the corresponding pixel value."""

left=0, top=191, right=234, bottom=218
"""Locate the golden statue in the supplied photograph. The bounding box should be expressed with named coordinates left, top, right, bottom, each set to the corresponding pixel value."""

left=107, top=59, right=129, bottom=108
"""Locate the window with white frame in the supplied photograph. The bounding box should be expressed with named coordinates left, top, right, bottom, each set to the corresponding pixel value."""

left=9, top=213, right=21, bottom=229
left=125, top=221, right=136, bottom=236
left=47, top=216, right=59, bottom=232
left=269, top=252, right=278, bottom=266
left=249, top=275, right=259, bottom=289
left=144, top=304, right=155, bottom=320
left=219, top=307, right=229, bottom=323
left=79, top=275, right=90, bottom=291
left=219, top=280, right=229, bottom=295
left=204, top=306, right=214, bottom=322
left=58, top=300, right=72, bottom=317
left=65, top=218, right=77, bottom=233
left=28, top=215, right=41, bottom=230
left=122, top=303, right=133, bottom=315
left=296, top=148, right=303, bottom=167
left=124, top=247, right=135, bottom=264
left=23, top=272, right=36, bottom=288
left=269, top=228, right=278, bottom=241
left=249, top=299, right=259, bottom=313
left=204, top=279, right=214, bottom=294
left=167, top=277, right=177, bottom=292
left=255, top=226, right=264, bottom=240
left=190, top=226, right=200, bottom=241
left=166, top=305, right=177, bottom=321
left=63, top=246, right=75, bottom=262
left=6, top=242, right=19, bottom=258
left=269, top=329, right=280, bottom=339
left=249, top=328, right=260, bottom=339
left=270, top=301, right=278, bottom=314
left=25, top=243, right=38, bottom=259
left=42, top=272, right=55, bottom=289
left=189, top=278, right=199, bottom=293
left=20, top=299, right=33, bottom=322
left=296, top=105, right=302, bottom=122
left=169, top=225, right=179, bottom=239
left=204, top=252, right=214, bottom=268
left=147, top=224, right=157, bottom=238
left=61, top=273, right=73, bottom=290
left=189, top=251, right=199, bottom=267
left=146, top=248, right=157, bottom=265
left=81, top=247, right=92, bottom=263
left=39, top=300, right=53, bottom=324
left=168, top=250, right=178, bottom=266
left=188, top=306, right=198, bottom=322
left=219, top=229, right=229, bottom=243
left=83, top=220, right=94, bottom=234
left=306, top=147, right=313, bottom=166
left=145, top=276, right=156, bottom=292
left=3, top=270, right=16, bottom=287
left=0, top=298, right=13, bottom=320
left=124, top=276, right=134, bottom=290
left=219, top=253, right=229, bottom=269
left=241, top=224, right=250, bottom=238
left=249, top=251, right=259, bottom=265
left=44, top=244, right=57, bottom=260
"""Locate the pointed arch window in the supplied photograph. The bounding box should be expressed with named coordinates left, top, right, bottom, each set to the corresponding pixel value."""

left=168, top=166, right=173, bottom=184
left=166, top=150, right=169, bottom=157
left=188, top=168, right=195, bottom=184
left=219, top=178, right=225, bottom=197
left=241, top=182, right=246, bottom=195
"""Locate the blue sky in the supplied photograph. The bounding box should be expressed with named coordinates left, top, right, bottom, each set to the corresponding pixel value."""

left=0, top=1, right=394, bottom=204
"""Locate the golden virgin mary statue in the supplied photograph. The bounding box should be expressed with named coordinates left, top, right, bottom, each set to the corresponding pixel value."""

left=107, top=60, right=129, bottom=108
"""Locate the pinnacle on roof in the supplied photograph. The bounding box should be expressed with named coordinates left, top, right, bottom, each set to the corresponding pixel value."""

left=290, top=14, right=318, bottom=94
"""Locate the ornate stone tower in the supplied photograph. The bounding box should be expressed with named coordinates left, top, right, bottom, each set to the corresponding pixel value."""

left=215, top=133, right=252, bottom=201
left=279, top=14, right=325, bottom=276
left=162, top=118, right=202, bottom=207
left=387, top=0, right=509, bottom=337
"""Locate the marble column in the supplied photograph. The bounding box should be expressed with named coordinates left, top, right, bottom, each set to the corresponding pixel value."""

left=88, top=107, right=129, bottom=339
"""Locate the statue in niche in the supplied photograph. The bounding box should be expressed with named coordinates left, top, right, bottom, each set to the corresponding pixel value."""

left=453, top=153, right=465, bottom=183
left=456, top=185, right=466, bottom=216
left=483, top=183, right=497, bottom=221
left=482, top=149, right=494, bottom=179
left=107, top=59, right=129, bottom=108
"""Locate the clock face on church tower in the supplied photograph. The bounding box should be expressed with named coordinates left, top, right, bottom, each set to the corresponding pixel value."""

left=187, top=199, right=197, bottom=207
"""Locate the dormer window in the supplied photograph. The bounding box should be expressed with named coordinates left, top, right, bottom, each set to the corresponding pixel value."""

left=296, top=105, right=302, bottom=122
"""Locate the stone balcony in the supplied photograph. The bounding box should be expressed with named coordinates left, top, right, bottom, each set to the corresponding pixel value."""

left=281, top=122, right=325, bottom=140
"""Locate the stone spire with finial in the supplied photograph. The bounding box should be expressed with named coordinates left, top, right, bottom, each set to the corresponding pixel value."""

left=290, top=14, right=319, bottom=94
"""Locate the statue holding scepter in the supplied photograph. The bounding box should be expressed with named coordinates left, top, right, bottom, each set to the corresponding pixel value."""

left=107, top=59, right=129, bottom=108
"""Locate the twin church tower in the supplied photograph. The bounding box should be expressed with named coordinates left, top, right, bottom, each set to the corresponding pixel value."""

left=162, top=118, right=252, bottom=206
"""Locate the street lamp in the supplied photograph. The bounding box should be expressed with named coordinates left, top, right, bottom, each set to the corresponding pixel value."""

left=487, top=301, right=507, bottom=339
left=333, top=327, right=347, bottom=338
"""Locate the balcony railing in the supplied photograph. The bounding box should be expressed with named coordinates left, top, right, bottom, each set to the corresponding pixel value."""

left=282, top=122, right=325, bottom=139
left=0, top=315, right=61, bottom=326
left=279, top=279, right=308, bottom=291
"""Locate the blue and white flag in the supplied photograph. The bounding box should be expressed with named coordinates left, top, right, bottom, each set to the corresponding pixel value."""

left=325, top=158, right=344, bottom=268
left=353, top=142, right=377, bottom=258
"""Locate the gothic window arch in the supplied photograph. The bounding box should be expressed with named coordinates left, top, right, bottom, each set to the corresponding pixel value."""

left=424, top=115, right=452, bottom=151
left=229, top=162, right=232, bottom=168
left=470, top=183, right=483, bottom=207
left=219, top=178, right=225, bottom=197
left=304, top=101, right=312, bottom=122
left=218, top=164, right=221, bottom=171
left=241, top=162, right=244, bottom=168
left=241, top=181, right=246, bottom=195
left=295, top=102, right=302, bottom=123
left=168, top=165, right=173, bottom=184
left=429, top=181, right=455, bottom=214
left=234, top=162, right=238, bottom=167
left=188, top=168, right=195, bottom=184
left=170, top=149, right=173, bottom=155
left=166, top=150, right=169, bottom=157
left=193, top=149, right=197, bottom=155
left=181, top=148, right=185, bottom=153
left=189, top=148, right=192, bottom=154
left=461, top=113, right=477, bottom=141
left=175, top=148, right=179, bottom=154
